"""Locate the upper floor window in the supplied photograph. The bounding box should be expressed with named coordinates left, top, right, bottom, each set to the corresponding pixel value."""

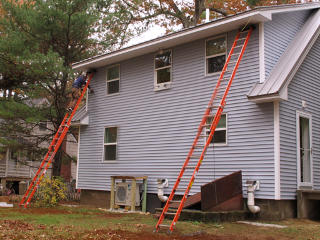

left=154, top=50, right=172, bottom=89
left=106, top=65, right=120, bottom=95
left=206, top=36, right=227, bottom=74
left=206, top=114, right=227, bottom=145
left=104, top=127, right=117, bottom=161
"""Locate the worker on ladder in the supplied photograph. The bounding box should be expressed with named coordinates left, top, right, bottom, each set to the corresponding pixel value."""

left=68, top=72, right=94, bottom=112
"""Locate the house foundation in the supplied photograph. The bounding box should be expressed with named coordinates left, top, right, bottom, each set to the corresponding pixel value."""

left=80, top=189, right=297, bottom=219
left=250, top=199, right=297, bottom=220
left=297, top=190, right=320, bottom=220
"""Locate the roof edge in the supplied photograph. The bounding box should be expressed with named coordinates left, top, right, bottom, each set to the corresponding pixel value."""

left=248, top=8, right=320, bottom=102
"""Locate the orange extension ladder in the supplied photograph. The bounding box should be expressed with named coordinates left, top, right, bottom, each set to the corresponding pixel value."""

left=155, top=27, right=253, bottom=233
left=19, top=72, right=95, bottom=208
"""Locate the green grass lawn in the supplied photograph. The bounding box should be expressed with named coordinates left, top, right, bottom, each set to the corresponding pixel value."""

left=0, top=206, right=319, bottom=240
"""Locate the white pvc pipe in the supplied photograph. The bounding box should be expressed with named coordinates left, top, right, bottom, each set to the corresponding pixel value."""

left=206, top=8, right=210, bottom=23
left=157, top=179, right=168, bottom=202
left=247, top=182, right=260, bottom=214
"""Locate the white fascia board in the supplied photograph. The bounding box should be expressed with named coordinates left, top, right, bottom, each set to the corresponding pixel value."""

left=247, top=94, right=281, bottom=103
left=268, top=3, right=320, bottom=14
left=73, top=12, right=271, bottom=71
left=70, top=115, right=89, bottom=126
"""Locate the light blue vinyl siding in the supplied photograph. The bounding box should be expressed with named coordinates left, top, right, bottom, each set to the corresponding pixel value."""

left=77, top=26, right=275, bottom=199
left=279, top=36, right=320, bottom=199
left=264, top=10, right=311, bottom=80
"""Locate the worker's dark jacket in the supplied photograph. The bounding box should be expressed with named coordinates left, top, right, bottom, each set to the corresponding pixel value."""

left=72, top=76, right=86, bottom=89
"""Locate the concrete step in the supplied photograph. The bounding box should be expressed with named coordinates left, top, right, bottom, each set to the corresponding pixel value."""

left=154, top=208, right=249, bottom=222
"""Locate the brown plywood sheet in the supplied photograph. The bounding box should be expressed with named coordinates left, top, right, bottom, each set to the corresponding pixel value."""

left=201, top=171, right=243, bottom=211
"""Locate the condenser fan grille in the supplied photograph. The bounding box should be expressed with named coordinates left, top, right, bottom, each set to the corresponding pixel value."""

left=116, top=186, right=127, bottom=203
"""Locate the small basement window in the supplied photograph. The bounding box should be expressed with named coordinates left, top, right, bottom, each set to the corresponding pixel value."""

left=106, top=65, right=120, bottom=95
left=206, top=36, right=227, bottom=74
left=206, top=114, right=227, bottom=145
left=104, top=127, right=117, bottom=161
left=154, top=50, right=172, bottom=89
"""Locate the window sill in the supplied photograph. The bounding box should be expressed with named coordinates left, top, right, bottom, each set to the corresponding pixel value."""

left=102, top=160, right=117, bottom=163
left=106, top=92, right=120, bottom=97
left=209, top=143, right=227, bottom=147
left=205, top=71, right=222, bottom=77
left=154, top=83, right=172, bottom=92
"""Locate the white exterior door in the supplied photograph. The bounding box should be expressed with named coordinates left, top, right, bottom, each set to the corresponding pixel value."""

left=297, top=111, right=313, bottom=188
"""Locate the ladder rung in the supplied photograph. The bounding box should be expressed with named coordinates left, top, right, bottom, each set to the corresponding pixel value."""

left=233, top=45, right=244, bottom=49
left=184, top=165, right=196, bottom=169
left=207, top=105, right=221, bottom=109
left=193, top=145, right=204, bottom=148
left=237, top=37, right=247, bottom=41
left=165, top=212, right=177, bottom=216
left=228, top=60, right=238, bottom=65
left=199, top=134, right=209, bottom=138
left=159, top=224, right=170, bottom=228
left=169, top=200, right=181, bottom=203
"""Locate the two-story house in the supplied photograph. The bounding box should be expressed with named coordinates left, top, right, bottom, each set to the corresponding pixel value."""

left=72, top=3, right=320, bottom=218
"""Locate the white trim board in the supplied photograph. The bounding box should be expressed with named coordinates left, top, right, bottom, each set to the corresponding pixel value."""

left=259, top=22, right=265, bottom=83
left=274, top=101, right=281, bottom=200
left=76, top=127, right=80, bottom=189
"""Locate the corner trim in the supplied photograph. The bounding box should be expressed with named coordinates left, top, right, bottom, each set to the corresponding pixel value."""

left=274, top=101, right=281, bottom=200
left=76, top=127, right=80, bottom=189
left=259, top=22, right=265, bottom=83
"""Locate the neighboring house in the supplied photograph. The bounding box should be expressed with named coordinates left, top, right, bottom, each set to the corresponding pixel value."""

left=0, top=99, right=78, bottom=195
left=72, top=3, right=320, bottom=217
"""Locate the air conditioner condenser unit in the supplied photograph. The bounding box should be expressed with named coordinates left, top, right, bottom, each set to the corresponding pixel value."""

left=115, top=182, right=141, bottom=206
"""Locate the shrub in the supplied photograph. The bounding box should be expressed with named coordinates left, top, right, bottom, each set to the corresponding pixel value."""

left=34, top=176, right=67, bottom=207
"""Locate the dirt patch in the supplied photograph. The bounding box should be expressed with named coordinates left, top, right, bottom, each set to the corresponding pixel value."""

left=72, top=229, right=280, bottom=240
left=0, top=220, right=47, bottom=240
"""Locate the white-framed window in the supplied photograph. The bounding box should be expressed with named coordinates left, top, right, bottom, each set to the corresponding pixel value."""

left=296, top=111, right=313, bottom=188
left=206, top=35, right=227, bottom=75
left=154, top=50, right=172, bottom=89
left=106, top=65, right=120, bottom=95
left=103, top=127, right=117, bottom=161
left=206, top=114, right=227, bottom=145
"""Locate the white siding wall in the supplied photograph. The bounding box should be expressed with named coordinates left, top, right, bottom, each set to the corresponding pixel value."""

left=279, top=36, right=320, bottom=199
left=264, top=10, right=311, bottom=80
left=77, top=26, right=276, bottom=199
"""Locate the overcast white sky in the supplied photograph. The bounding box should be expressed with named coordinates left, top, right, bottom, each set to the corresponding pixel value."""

left=127, top=25, right=168, bottom=46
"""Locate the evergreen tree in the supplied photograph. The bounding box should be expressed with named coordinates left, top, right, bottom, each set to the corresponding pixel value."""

left=0, top=0, right=134, bottom=176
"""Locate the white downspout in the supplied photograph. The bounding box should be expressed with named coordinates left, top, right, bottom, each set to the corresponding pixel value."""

left=247, top=180, right=261, bottom=214
left=157, top=179, right=169, bottom=202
